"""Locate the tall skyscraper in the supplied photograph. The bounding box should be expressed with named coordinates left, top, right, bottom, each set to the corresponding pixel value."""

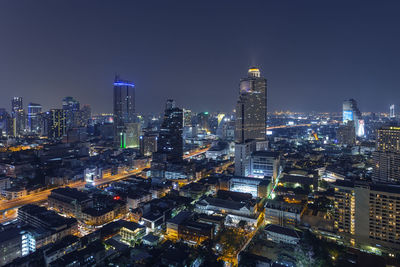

left=11, top=97, right=25, bottom=137
left=48, top=109, right=66, bottom=138
left=28, top=103, right=42, bottom=133
left=235, top=67, right=267, bottom=143
left=372, top=126, right=400, bottom=183
left=157, top=99, right=183, bottom=162
left=79, top=104, right=92, bottom=127
left=390, top=104, right=395, bottom=118
left=0, top=109, right=11, bottom=137
left=234, top=67, right=267, bottom=176
left=343, top=99, right=364, bottom=137
left=113, top=75, right=136, bottom=148
left=62, top=96, right=80, bottom=129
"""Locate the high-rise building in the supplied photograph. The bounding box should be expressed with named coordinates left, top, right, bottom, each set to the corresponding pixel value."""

left=337, top=123, right=356, bottom=146
left=28, top=103, right=42, bottom=133
left=235, top=67, right=267, bottom=143
left=197, top=112, right=210, bottom=132
left=48, top=109, right=66, bottom=138
left=342, top=99, right=364, bottom=137
left=183, top=109, right=192, bottom=127
left=140, top=132, right=158, bottom=156
left=79, top=104, right=91, bottom=127
left=11, top=97, right=22, bottom=113
left=11, top=97, right=26, bottom=137
left=234, top=140, right=256, bottom=176
left=390, top=104, right=395, bottom=118
left=0, top=109, right=11, bottom=137
left=372, top=126, right=400, bottom=183
left=157, top=99, right=183, bottom=162
left=62, top=96, right=80, bottom=129
left=124, top=122, right=141, bottom=148
left=333, top=181, right=400, bottom=251
left=113, top=75, right=136, bottom=148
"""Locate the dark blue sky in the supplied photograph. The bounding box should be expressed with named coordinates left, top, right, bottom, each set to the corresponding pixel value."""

left=1, top=0, right=400, bottom=114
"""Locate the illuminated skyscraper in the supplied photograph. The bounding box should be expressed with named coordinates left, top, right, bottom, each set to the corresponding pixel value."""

left=62, top=96, right=80, bottom=129
left=342, top=99, right=364, bottom=137
left=11, top=97, right=25, bottom=136
left=157, top=99, right=183, bottom=162
left=235, top=67, right=267, bottom=143
left=48, top=109, right=66, bottom=138
left=113, top=75, right=136, bottom=148
left=0, top=109, right=11, bottom=137
left=372, top=126, right=400, bottom=183
left=28, top=103, right=42, bottom=133
left=390, top=104, right=395, bottom=118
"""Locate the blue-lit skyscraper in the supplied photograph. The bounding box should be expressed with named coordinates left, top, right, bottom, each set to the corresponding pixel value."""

left=113, top=75, right=136, bottom=148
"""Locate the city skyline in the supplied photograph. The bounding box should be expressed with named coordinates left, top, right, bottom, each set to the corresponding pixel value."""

left=2, top=1, right=400, bottom=114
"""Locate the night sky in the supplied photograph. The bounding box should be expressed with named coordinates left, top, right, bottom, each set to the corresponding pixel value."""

left=1, top=1, right=400, bottom=114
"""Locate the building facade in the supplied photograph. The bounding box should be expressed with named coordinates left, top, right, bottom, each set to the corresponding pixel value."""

left=372, top=126, right=400, bottom=183
left=113, top=75, right=136, bottom=148
left=235, top=67, right=267, bottom=143
left=333, top=181, right=400, bottom=251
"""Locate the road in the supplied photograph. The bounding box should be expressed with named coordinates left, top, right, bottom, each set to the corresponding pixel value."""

left=0, top=167, right=147, bottom=214
left=183, top=145, right=210, bottom=159
left=0, top=145, right=211, bottom=214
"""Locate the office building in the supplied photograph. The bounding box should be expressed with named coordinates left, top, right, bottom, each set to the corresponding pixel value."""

left=372, top=126, right=400, bottom=183
left=249, top=151, right=280, bottom=181
left=0, top=108, right=11, bottom=136
left=183, top=109, right=192, bottom=127
left=235, top=67, right=267, bottom=143
left=337, top=123, right=356, bottom=146
left=234, top=140, right=256, bottom=176
left=140, top=132, right=158, bottom=156
left=48, top=109, right=66, bottom=138
left=124, top=122, right=141, bottom=148
left=62, top=96, right=80, bottom=129
left=79, top=104, right=91, bottom=127
left=27, top=103, right=42, bottom=133
left=156, top=99, right=183, bottom=162
left=390, top=104, right=395, bottom=118
left=11, top=97, right=26, bottom=136
left=113, top=75, right=136, bottom=148
left=333, top=181, right=400, bottom=251
left=343, top=99, right=364, bottom=137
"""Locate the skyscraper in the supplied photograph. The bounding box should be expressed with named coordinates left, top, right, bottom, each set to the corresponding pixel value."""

left=390, top=104, right=395, bottom=118
left=62, top=96, right=80, bottom=129
left=372, top=126, right=400, bottom=183
left=234, top=67, right=267, bottom=176
left=0, top=109, right=11, bottom=137
left=11, top=97, right=25, bottom=137
left=343, top=99, right=364, bottom=137
left=113, top=75, right=136, bottom=148
left=28, top=103, right=42, bottom=133
left=235, top=67, right=267, bottom=143
left=157, top=99, right=183, bottom=162
left=48, top=109, right=66, bottom=139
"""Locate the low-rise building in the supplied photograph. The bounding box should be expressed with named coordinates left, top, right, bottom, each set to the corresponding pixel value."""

left=48, top=187, right=93, bottom=219
left=265, top=200, right=303, bottom=227
left=166, top=211, right=214, bottom=244
left=264, top=224, right=302, bottom=245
